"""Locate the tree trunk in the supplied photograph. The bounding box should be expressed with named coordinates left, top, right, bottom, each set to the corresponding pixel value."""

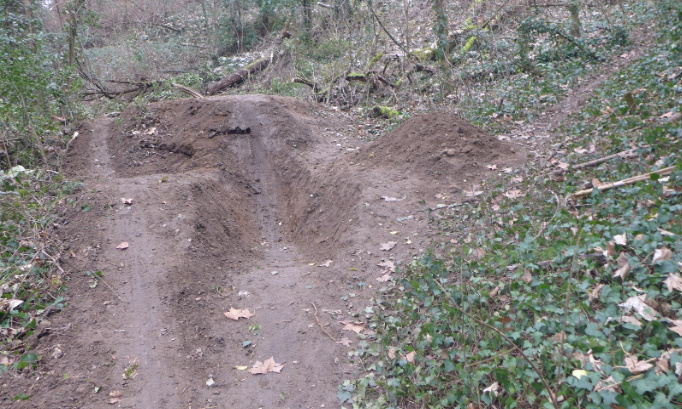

left=432, top=0, right=450, bottom=60
left=206, top=56, right=271, bottom=94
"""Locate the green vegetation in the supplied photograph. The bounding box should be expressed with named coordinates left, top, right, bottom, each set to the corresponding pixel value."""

left=345, top=1, right=682, bottom=407
left=1, top=1, right=80, bottom=371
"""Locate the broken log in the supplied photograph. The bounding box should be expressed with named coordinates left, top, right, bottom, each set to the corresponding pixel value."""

left=206, top=55, right=271, bottom=95
left=171, top=83, right=204, bottom=99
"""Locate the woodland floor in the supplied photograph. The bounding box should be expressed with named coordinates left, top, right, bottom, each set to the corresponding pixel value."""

left=1, top=28, right=653, bottom=408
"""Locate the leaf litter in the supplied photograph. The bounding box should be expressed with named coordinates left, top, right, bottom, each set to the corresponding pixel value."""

left=248, top=357, right=284, bottom=375
left=224, top=308, right=255, bottom=321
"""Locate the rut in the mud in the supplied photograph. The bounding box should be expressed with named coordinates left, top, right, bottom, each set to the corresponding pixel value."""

left=9, top=95, right=526, bottom=409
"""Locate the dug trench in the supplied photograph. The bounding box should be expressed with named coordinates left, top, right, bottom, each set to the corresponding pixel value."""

left=4, top=95, right=526, bottom=408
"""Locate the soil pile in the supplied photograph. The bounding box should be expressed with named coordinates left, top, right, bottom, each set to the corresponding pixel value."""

left=357, top=112, right=526, bottom=186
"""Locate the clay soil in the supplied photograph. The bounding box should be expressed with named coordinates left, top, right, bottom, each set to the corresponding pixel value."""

left=3, top=95, right=526, bottom=408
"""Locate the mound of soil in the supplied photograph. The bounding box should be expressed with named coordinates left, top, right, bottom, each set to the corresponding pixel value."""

left=357, top=112, right=526, bottom=187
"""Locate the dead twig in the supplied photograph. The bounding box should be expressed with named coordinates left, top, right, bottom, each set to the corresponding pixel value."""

left=311, top=302, right=337, bottom=342
left=571, top=166, right=675, bottom=199
left=552, top=145, right=651, bottom=175
left=171, top=83, right=204, bottom=99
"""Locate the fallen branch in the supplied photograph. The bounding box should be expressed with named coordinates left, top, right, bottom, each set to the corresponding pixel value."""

left=552, top=145, right=651, bottom=175
left=367, top=2, right=410, bottom=57
left=171, top=83, right=204, bottom=99
left=311, top=303, right=337, bottom=342
left=206, top=54, right=271, bottom=94
left=571, top=166, right=675, bottom=199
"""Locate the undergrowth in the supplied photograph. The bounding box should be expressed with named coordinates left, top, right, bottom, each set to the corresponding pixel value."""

left=346, top=1, right=682, bottom=408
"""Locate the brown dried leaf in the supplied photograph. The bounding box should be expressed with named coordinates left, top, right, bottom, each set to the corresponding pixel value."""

left=470, top=248, right=486, bottom=260
left=668, top=319, right=682, bottom=336
left=594, top=376, right=621, bottom=393
left=483, top=381, right=499, bottom=396
left=624, top=355, right=653, bottom=374
left=340, top=321, right=364, bottom=334
left=380, top=241, right=397, bottom=251
left=248, top=356, right=284, bottom=375
left=613, top=253, right=631, bottom=280
left=405, top=351, right=415, bottom=363
left=589, top=284, right=605, bottom=302
left=487, top=164, right=498, bottom=170
left=652, top=247, right=673, bottom=264
left=622, top=315, right=642, bottom=328
left=224, top=308, right=254, bottom=321
left=377, top=260, right=396, bottom=272
left=521, top=270, right=532, bottom=284
left=376, top=273, right=391, bottom=282
left=109, top=391, right=122, bottom=398
left=619, top=295, right=658, bottom=321
left=337, top=337, right=352, bottom=347
left=614, top=233, right=627, bottom=246
left=504, top=189, right=523, bottom=199
left=116, top=242, right=129, bottom=250
left=664, top=274, right=682, bottom=292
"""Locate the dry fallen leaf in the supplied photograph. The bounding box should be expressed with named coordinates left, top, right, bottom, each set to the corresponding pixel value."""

left=340, top=321, right=364, bottom=334
left=318, top=260, right=333, bottom=267
left=108, top=398, right=121, bottom=405
left=501, top=167, right=513, bottom=173
left=613, top=253, right=631, bottom=280
left=664, top=274, right=682, bottom=292
left=337, top=337, right=352, bottom=347
left=120, top=198, right=133, bottom=205
left=470, top=248, right=486, bottom=260
left=668, top=319, right=682, bottom=336
left=116, top=242, right=129, bottom=250
left=377, top=260, right=396, bottom=272
left=109, top=391, right=122, bottom=398
left=504, top=189, right=523, bottom=199
left=483, top=381, right=499, bottom=396
left=380, top=241, right=397, bottom=251
left=388, top=347, right=415, bottom=362
left=588, top=284, right=605, bottom=302
left=521, top=270, right=532, bottom=284
left=487, top=164, right=498, bottom=170
left=614, top=233, right=627, bottom=246
left=624, top=355, right=653, bottom=374
left=622, top=315, right=642, bottom=328
left=619, top=295, right=658, bottom=321
left=224, top=308, right=255, bottom=321
left=248, top=356, right=284, bottom=375
left=652, top=247, right=673, bottom=263
left=594, top=375, right=621, bottom=393
left=376, top=273, right=391, bottom=282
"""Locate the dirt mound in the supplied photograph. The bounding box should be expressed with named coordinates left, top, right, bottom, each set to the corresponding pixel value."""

left=357, top=112, right=526, bottom=187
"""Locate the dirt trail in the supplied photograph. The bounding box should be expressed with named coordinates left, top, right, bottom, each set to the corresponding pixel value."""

left=4, top=95, right=525, bottom=408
